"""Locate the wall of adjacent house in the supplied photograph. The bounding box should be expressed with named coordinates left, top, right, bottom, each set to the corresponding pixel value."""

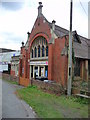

left=79, top=59, right=88, bottom=81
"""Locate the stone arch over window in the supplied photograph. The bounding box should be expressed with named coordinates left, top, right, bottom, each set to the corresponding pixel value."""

left=30, top=36, right=48, bottom=58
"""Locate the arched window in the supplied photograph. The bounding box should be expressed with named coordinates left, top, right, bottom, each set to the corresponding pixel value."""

left=35, top=47, right=37, bottom=58
left=38, top=45, right=40, bottom=57
left=32, top=49, right=33, bottom=58
left=42, top=46, right=45, bottom=57
left=46, top=46, right=48, bottom=56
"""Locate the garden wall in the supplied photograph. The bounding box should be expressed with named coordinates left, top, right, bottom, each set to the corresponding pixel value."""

left=31, top=79, right=65, bottom=95
left=2, top=73, right=19, bottom=83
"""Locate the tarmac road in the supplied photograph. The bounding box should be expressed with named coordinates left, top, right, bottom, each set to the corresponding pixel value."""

left=2, top=80, right=36, bottom=118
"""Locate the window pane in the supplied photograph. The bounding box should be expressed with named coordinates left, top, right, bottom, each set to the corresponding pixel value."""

left=35, top=47, right=37, bottom=57
left=38, top=46, right=40, bottom=57
left=42, top=46, right=44, bottom=57
left=32, top=49, right=33, bottom=58
left=46, top=46, right=48, bottom=56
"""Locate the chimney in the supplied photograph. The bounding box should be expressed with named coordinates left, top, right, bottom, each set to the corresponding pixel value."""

left=27, top=32, right=30, bottom=40
left=38, top=2, right=43, bottom=17
left=52, top=20, right=56, bottom=31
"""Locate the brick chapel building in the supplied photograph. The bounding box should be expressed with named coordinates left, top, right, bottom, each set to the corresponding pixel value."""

left=15, top=2, right=90, bottom=87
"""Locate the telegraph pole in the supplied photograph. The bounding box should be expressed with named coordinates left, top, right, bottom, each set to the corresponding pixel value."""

left=67, top=0, right=73, bottom=96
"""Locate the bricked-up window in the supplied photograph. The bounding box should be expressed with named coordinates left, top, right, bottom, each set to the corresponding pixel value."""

left=35, top=47, right=37, bottom=58
left=38, top=45, right=40, bottom=57
left=46, top=46, right=48, bottom=56
left=42, top=46, right=44, bottom=57
left=32, top=49, right=33, bottom=58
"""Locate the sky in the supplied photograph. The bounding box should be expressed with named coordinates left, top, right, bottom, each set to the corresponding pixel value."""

left=0, top=0, right=89, bottom=50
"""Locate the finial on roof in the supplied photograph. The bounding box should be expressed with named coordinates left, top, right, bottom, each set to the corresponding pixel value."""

left=52, top=20, right=56, bottom=24
left=27, top=32, right=30, bottom=39
left=38, top=2, right=43, bottom=17
left=21, top=42, right=24, bottom=47
left=39, top=2, right=42, bottom=5
left=52, top=20, right=56, bottom=31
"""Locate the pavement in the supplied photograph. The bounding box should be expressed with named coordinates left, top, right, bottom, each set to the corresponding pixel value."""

left=2, top=80, right=37, bottom=118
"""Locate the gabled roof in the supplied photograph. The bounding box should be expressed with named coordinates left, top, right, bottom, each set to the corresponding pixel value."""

left=49, top=22, right=69, bottom=38
left=25, top=13, right=89, bottom=59
left=73, top=35, right=90, bottom=59
left=0, top=48, right=16, bottom=53
left=44, top=14, right=89, bottom=59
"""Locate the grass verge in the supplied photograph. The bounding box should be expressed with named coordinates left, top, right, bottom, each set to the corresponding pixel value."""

left=16, top=85, right=88, bottom=118
left=3, top=79, right=18, bottom=85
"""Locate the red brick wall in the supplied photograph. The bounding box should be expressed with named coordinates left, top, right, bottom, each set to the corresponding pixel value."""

left=10, top=70, right=15, bottom=76
left=19, top=16, right=51, bottom=78
left=19, top=16, right=68, bottom=87
left=48, top=44, right=54, bottom=80
left=28, top=16, right=51, bottom=54
left=19, top=47, right=27, bottom=78
left=19, top=77, right=30, bottom=87
left=48, top=37, right=68, bottom=87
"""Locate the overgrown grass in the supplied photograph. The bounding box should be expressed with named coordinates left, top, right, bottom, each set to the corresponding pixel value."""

left=16, top=85, right=88, bottom=118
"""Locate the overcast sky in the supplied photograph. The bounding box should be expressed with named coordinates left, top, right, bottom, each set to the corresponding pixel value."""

left=0, top=0, right=89, bottom=50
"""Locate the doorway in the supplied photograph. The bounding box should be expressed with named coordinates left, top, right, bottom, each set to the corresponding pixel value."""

left=35, top=66, right=38, bottom=78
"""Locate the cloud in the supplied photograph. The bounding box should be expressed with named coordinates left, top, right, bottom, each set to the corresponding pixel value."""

left=1, top=32, right=23, bottom=43
left=0, top=31, right=24, bottom=50
left=1, top=2, right=24, bottom=11
left=0, top=0, right=89, bottom=50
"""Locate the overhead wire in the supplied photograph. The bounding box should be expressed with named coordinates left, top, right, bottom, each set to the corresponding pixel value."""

left=79, top=0, right=88, bottom=16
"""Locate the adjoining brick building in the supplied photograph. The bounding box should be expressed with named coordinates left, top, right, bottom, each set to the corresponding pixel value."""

left=17, top=2, right=90, bottom=87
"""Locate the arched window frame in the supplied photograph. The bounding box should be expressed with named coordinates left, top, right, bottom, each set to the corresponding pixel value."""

left=31, top=37, right=48, bottom=58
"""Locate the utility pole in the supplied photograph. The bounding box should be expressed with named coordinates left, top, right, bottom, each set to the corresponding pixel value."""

left=67, top=0, right=73, bottom=96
